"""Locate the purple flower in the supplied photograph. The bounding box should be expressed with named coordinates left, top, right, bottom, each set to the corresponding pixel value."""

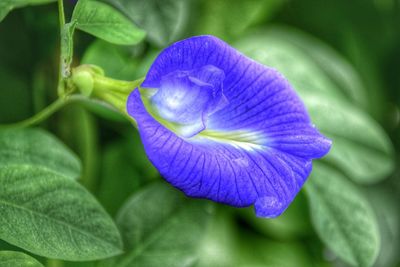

left=127, top=36, right=331, bottom=218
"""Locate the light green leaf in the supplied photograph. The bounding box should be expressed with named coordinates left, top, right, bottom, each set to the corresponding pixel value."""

left=0, top=165, right=123, bottom=261
left=0, top=128, right=81, bottom=179
left=305, top=163, right=380, bottom=267
left=105, top=0, right=187, bottom=46
left=107, top=182, right=212, bottom=267
left=60, top=21, right=76, bottom=78
left=82, top=40, right=139, bottom=80
left=235, top=31, right=395, bottom=183
left=0, top=0, right=55, bottom=22
left=262, top=26, right=368, bottom=107
left=235, top=32, right=346, bottom=100
left=303, top=92, right=394, bottom=183
left=72, top=0, right=146, bottom=45
left=196, top=0, right=285, bottom=40
left=0, top=251, right=43, bottom=267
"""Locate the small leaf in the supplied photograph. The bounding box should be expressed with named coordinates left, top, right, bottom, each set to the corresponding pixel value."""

left=60, top=21, right=76, bottom=78
left=0, top=128, right=81, bottom=179
left=0, top=0, right=55, bottom=22
left=105, top=0, right=187, bottom=46
left=0, top=165, right=123, bottom=261
left=0, top=251, right=43, bottom=267
left=305, top=163, right=380, bottom=267
left=72, top=0, right=146, bottom=45
left=106, top=182, right=212, bottom=267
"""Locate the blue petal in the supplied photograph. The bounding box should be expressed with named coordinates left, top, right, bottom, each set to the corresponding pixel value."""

left=127, top=36, right=331, bottom=217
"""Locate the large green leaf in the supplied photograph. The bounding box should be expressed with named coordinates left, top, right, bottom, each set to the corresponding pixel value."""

left=303, top=92, right=394, bottom=184
left=235, top=32, right=345, bottom=100
left=196, top=0, right=285, bottom=40
left=106, top=182, right=212, bottom=267
left=261, top=26, right=368, bottom=107
left=0, top=165, right=123, bottom=261
left=0, top=0, right=55, bottom=22
left=0, top=251, right=43, bottom=267
left=105, top=0, right=187, bottom=46
left=235, top=31, right=395, bottom=183
left=72, top=0, right=146, bottom=45
left=0, top=128, right=81, bottom=179
left=0, top=128, right=122, bottom=260
left=305, top=163, right=380, bottom=267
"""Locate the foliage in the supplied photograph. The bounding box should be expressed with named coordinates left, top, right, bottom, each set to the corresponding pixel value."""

left=0, top=0, right=399, bottom=267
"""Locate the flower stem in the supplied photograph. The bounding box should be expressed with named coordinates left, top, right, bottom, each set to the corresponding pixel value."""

left=0, top=95, right=84, bottom=130
left=57, top=0, right=66, bottom=96
left=71, top=64, right=144, bottom=115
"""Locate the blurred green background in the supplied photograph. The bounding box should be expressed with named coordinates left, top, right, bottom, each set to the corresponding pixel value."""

left=0, top=0, right=399, bottom=267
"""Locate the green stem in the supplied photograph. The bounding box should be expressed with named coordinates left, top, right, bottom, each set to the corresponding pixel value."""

left=57, top=0, right=66, bottom=96
left=0, top=95, right=84, bottom=130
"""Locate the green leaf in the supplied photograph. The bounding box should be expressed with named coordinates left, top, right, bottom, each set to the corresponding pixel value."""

left=305, top=163, right=380, bottom=267
left=82, top=40, right=139, bottom=80
left=196, top=0, right=285, bottom=40
left=0, top=0, right=55, bottom=22
left=107, top=182, right=212, bottom=267
left=0, top=165, right=123, bottom=261
left=235, top=32, right=346, bottom=100
left=303, top=93, right=394, bottom=184
left=261, top=26, right=368, bottom=107
left=0, top=251, right=43, bottom=267
left=105, top=0, right=187, bottom=46
left=0, top=128, right=81, bottom=180
left=235, top=31, right=395, bottom=183
left=72, top=0, right=146, bottom=45
left=60, top=21, right=76, bottom=78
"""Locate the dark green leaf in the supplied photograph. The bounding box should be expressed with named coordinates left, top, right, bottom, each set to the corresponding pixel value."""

left=0, top=128, right=81, bottom=179
left=72, top=0, right=146, bottom=45
left=0, top=0, right=55, bottom=22
left=0, top=251, right=43, bottom=267
left=0, top=165, right=123, bottom=261
left=305, top=163, right=380, bottom=267
left=105, top=0, right=188, bottom=46
left=107, top=182, right=212, bottom=267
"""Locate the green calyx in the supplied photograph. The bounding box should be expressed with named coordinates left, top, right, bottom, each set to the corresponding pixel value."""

left=70, top=64, right=144, bottom=114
